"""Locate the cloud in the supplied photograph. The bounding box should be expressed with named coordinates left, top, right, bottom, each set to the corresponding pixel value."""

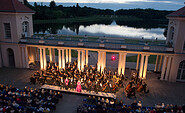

left=28, top=0, right=183, bottom=4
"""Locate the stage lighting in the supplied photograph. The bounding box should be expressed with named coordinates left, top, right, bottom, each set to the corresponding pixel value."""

left=112, top=56, right=116, bottom=60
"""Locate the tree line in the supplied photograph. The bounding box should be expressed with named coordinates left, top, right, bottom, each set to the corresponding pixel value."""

left=24, top=0, right=172, bottom=20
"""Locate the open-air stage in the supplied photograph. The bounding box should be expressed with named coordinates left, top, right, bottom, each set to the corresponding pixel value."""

left=41, top=84, right=116, bottom=99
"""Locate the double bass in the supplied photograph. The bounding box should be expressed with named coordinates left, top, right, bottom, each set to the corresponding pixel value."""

left=137, top=85, right=143, bottom=92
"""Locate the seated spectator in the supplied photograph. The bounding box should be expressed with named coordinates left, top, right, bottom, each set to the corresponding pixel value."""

left=131, top=100, right=137, bottom=108
left=137, top=101, right=142, bottom=108
left=101, top=98, right=105, bottom=104
left=110, top=99, right=114, bottom=108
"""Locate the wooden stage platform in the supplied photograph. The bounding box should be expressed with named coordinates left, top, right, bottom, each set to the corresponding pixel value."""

left=41, top=84, right=116, bottom=99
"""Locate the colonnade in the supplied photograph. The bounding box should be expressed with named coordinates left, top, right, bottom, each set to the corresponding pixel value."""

left=25, top=46, right=176, bottom=81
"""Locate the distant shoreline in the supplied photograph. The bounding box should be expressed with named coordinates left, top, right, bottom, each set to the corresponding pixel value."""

left=29, top=2, right=181, bottom=11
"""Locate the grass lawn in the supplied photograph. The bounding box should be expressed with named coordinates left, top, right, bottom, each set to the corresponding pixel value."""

left=126, top=55, right=157, bottom=64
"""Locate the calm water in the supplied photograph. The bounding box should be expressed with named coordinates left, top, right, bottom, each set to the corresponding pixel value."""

left=34, top=20, right=166, bottom=40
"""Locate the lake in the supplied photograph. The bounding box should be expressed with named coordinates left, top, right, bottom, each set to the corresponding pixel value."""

left=34, top=20, right=167, bottom=40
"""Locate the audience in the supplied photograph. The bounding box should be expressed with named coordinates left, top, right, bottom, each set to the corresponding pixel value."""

left=78, top=97, right=185, bottom=113
left=0, top=84, right=63, bottom=113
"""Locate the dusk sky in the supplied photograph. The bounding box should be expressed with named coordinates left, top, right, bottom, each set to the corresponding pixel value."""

left=28, top=0, right=184, bottom=10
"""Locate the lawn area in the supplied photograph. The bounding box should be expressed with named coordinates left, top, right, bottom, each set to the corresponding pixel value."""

left=126, top=55, right=157, bottom=64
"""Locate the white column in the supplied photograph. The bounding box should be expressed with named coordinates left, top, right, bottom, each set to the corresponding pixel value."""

left=160, top=56, right=167, bottom=80
left=35, top=48, right=39, bottom=61
left=81, top=50, right=85, bottom=71
left=100, top=52, right=103, bottom=73
left=24, top=47, right=29, bottom=68
left=103, top=52, right=106, bottom=70
left=52, top=48, right=55, bottom=62
left=43, top=48, right=47, bottom=70
left=118, top=53, right=122, bottom=75
left=139, top=54, right=145, bottom=78
left=154, top=55, right=159, bottom=72
left=58, top=49, right=62, bottom=69
left=97, top=51, right=100, bottom=71
left=0, top=50, right=2, bottom=68
left=86, top=50, right=88, bottom=65
left=143, top=55, right=149, bottom=79
left=69, top=49, right=71, bottom=63
left=78, top=50, right=81, bottom=70
left=22, top=47, right=26, bottom=68
left=101, top=52, right=106, bottom=73
left=66, top=49, right=68, bottom=63
left=165, top=56, right=172, bottom=80
left=158, top=55, right=163, bottom=72
left=49, top=48, right=52, bottom=62
left=121, top=53, right=127, bottom=75
left=136, top=54, right=140, bottom=71
left=62, top=49, right=65, bottom=69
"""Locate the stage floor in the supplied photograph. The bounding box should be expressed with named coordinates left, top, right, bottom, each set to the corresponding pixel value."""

left=41, top=84, right=116, bottom=99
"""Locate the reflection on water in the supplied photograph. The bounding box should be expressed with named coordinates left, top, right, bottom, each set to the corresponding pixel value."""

left=34, top=20, right=166, bottom=40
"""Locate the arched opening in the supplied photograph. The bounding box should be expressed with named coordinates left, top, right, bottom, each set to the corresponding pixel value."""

left=7, top=48, right=15, bottom=67
left=22, top=21, right=29, bottom=37
left=177, top=60, right=185, bottom=81
left=169, top=26, right=174, bottom=46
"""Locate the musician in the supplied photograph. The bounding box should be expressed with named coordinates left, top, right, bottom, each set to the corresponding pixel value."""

left=142, top=82, right=149, bottom=93
left=127, top=86, right=136, bottom=98
left=76, top=80, right=82, bottom=92
left=87, top=79, right=92, bottom=91
left=65, top=78, right=69, bottom=90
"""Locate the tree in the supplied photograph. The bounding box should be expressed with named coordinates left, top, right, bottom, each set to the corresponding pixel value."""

left=50, top=1, right=56, bottom=9
left=34, top=2, right=37, bottom=7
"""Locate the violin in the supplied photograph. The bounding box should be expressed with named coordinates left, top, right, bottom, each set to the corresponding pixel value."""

left=137, top=85, right=143, bottom=92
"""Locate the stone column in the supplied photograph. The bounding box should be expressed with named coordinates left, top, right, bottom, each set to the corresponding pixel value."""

left=154, top=55, right=159, bottom=72
left=158, top=55, right=163, bottom=72
left=21, top=47, right=25, bottom=68
left=160, top=56, right=167, bottom=80
left=139, top=54, right=145, bottom=78
left=101, top=52, right=105, bottom=73
left=136, top=54, right=140, bottom=71
left=35, top=48, right=39, bottom=61
left=81, top=50, right=85, bottom=71
left=86, top=50, right=88, bottom=65
left=78, top=50, right=81, bottom=70
left=62, top=49, right=65, bottom=69
left=43, top=48, right=47, bottom=70
left=69, top=49, right=71, bottom=63
left=39, top=48, right=43, bottom=69
left=103, top=52, right=106, bottom=71
left=143, top=55, right=149, bottom=79
left=165, top=56, right=172, bottom=80
left=58, top=49, right=62, bottom=69
left=49, top=48, right=52, bottom=62
left=52, top=48, right=55, bottom=62
left=0, top=49, right=2, bottom=68
left=25, top=47, right=29, bottom=68
left=97, top=51, right=101, bottom=71
left=118, top=53, right=122, bottom=75
left=100, top=52, right=103, bottom=73
left=121, top=53, right=127, bottom=75
left=66, top=49, right=68, bottom=63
